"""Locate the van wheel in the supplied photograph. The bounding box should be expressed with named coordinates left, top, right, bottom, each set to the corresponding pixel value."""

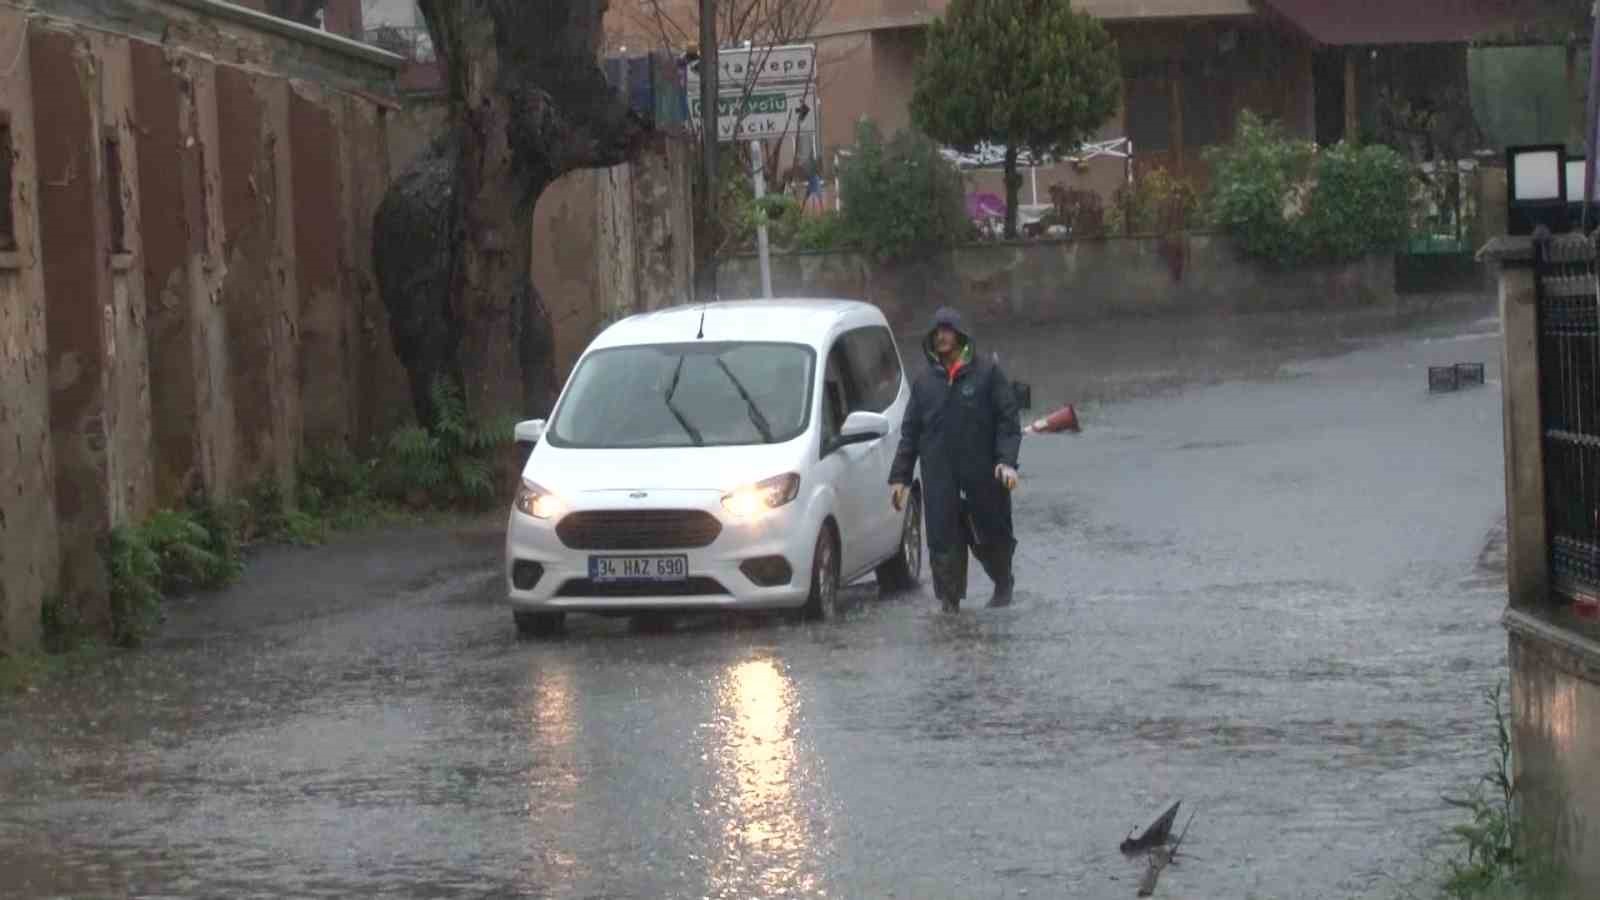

left=877, top=485, right=923, bottom=593
left=800, top=524, right=841, bottom=621
left=514, top=611, right=565, bottom=639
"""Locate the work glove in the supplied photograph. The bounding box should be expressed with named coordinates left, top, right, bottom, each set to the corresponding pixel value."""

left=994, top=464, right=1019, bottom=491
left=891, top=483, right=911, bottom=511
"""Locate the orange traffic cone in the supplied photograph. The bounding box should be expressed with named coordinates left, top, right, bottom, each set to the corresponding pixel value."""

left=1026, top=403, right=1080, bottom=434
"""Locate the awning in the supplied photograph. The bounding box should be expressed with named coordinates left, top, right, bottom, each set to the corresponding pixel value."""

left=1260, top=0, right=1554, bottom=46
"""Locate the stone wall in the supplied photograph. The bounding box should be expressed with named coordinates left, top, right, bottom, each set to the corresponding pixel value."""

left=0, top=0, right=407, bottom=652
left=717, top=234, right=1399, bottom=331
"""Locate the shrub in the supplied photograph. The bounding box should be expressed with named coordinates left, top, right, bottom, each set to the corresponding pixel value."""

left=102, top=525, right=162, bottom=648
left=1108, top=168, right=1202, bottom=237
left=837, top=121, right=970, bottom=263
left=99, top=504, right=248, bottom=647
left=1206, top=110, right=1410, bottom=266
left=1048, top=184, right=1106, bottom=237
left=374, top=376, right=514, bottom=510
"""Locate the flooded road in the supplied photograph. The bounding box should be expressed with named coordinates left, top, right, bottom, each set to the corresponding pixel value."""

left=0, top=302, right=1509, bottom=898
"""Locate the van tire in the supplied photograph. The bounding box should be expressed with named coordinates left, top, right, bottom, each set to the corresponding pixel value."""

left=877, top=485, right=922, bottom=593
left=800, top=523, right=841, bottom=621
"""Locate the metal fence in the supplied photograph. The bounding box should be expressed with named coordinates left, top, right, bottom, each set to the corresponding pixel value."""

left=1534, top=233, right=1600, bottom=602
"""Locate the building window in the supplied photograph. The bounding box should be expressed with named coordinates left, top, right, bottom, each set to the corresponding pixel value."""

left=104, top=137, right=127, bottom=254
left=1125, top=77, right=1170, bottom=153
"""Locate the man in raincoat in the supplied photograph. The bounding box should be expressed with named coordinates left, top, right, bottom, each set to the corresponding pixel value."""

left=889, top=307, right=1022, bottom=612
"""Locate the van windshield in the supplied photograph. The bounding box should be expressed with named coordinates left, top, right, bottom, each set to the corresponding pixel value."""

left=546, top=342, right=816, bottom=449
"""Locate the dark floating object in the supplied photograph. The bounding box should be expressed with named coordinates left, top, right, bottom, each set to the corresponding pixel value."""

left=1120, top=799, right=1181, bottom=856
left=1429, top=362, right=1486, bottom=393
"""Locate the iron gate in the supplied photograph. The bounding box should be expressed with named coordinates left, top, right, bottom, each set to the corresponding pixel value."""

left=1534, top=234, right=1600, bottom=602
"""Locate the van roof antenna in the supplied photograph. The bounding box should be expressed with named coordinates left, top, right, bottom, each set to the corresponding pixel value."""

left=697, top=294, right=714, bottom=339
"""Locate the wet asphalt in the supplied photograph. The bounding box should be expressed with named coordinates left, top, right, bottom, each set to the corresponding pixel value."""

left=0, top=299, right=1510, bottom=899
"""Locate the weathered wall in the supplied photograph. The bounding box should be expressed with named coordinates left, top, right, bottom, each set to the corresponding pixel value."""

left=0, top=0, right=407, bottom=653
left=1507, top=622, right=1600, bottom=893
left=718, top=234, right=1398, bottom=330
left=0, top=7, right=57, bottom=651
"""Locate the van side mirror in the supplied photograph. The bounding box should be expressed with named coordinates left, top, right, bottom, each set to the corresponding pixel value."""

left=514, top=419, right=545, bottom=445
left=832, top=411, right=889, bottom=451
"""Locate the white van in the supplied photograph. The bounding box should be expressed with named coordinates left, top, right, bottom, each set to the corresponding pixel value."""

left=504, top=299, right=923, bottom=636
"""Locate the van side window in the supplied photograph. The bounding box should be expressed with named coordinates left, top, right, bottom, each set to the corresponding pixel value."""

left=841, top=325, right=903, bottom=413
left=822, top=344, right=852, bottom=441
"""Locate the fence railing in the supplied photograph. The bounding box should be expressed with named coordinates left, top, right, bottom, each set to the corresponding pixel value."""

left=1534, top=233, right=1600, bottom=604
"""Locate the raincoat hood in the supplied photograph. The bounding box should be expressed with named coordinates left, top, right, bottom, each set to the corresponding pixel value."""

left=923, top=306, right=975, bottom=367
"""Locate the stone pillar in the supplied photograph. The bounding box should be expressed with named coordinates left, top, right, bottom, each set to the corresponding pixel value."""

left=32, top=26, right=117, bottom=627
left=217, top=66, right=300, bottom=495
left=132, top=46, right=238, bottom=505
left=0, top=8, right=58, bottom=653
left=291, top=84, right=353, bottom=451
left=1492, top=249, right=1548, bottom=609
left=89, top=31, right=156, bottom=526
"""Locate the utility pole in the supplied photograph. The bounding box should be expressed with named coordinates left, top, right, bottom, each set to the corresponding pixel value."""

left=697, top=0, right=719, bottom=301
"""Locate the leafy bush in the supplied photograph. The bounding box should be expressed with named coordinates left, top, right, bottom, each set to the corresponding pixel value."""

left=1047, top=184, right=1106, bottom=237
left=142, top=508, right=240, bottom=593
left=1436, top=682, right=1567, bottom=900
left=102, top=525, right=162, bottom=648
left=99, top=504, right=248, bottom=647
left=375, top=376, right=514, bottom=510
left=1108, top=168, right=1203, bottom=237
left=837, top=121, right=971, bottom=263
left=1206, top=111, right=1410, bottom=266
left=1303, top=140, right=1411, bottom=261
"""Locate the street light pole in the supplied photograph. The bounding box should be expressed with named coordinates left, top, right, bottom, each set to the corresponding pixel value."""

left=697, top=0, right=719, bottom=302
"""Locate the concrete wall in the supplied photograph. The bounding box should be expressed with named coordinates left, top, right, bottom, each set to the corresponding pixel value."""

left=0, top=0, right=407, bottom=653
left=717, top=234, right=1397, bottom=330
left=0, top=6, right=58, bottom=652
left=1506, top=619, right=1600, bottom=894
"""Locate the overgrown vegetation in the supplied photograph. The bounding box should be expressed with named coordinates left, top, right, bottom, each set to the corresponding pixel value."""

left=1107, top=167, right=1203, bottom=237
left=1416, top=683, right=1568, bottom=900
left=1206, top=111, right=1410, bottom=267
left=3, top=374, right=518, bottom=686
left=834, top=121, right=971, bottom=262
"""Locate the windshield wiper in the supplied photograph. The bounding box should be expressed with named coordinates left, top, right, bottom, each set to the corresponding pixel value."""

left=715, top=358, right=774, bottom=443
left=663, top=356, right=704, bottom=446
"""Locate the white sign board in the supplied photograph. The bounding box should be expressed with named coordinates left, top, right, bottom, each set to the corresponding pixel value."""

left=687, top=44, right=817, bottom=90
left=686, top=44, right=818, bottom=142
left=688, top=84, right=816, bottom=140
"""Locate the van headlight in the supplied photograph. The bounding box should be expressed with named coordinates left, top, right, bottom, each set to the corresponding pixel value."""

left=722, top=473, right=801, bottom=521
left=514, top=479, right=566, bottom=520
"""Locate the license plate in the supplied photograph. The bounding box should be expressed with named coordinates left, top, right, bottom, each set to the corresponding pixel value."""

left=589, top=555, right=689, bottom=583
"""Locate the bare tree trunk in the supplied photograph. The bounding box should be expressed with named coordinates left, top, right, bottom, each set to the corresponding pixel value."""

left=374, top=0, right=646, bottom=424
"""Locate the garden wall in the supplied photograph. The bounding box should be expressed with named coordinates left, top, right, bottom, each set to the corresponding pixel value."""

left=718, top=233, right=1399, bottom=331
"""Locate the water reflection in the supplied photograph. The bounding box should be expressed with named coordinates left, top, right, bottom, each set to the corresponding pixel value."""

left=705, top=656, right=828, bottom=897
left=522, top=662, right=581, bottom=883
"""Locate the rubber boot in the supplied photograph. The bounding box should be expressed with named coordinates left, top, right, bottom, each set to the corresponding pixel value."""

left=930, top=551, right=967, bottom=613
left=977, top=541, right=1016, bottom=608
